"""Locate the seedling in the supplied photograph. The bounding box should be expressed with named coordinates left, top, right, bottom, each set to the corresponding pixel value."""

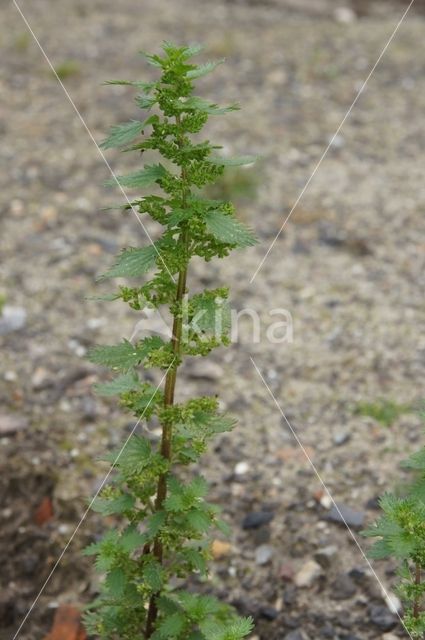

left=363, top=411, right=425, bottom=638
left=84, top=43, right=256, bottom=640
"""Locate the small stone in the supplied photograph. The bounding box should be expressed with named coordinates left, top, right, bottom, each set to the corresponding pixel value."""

left=332, top=429, right=351, bottom=446
left=284, top=630, right=307, bottom=640
left=242, top=511, right=274, bottom=530
left=279, top=562, right=295, bottom=581
left=382, top=634, right=399, bottom=640
left=334, top=7, right=356, bottom=23
left=0, top=306, right=27, bottom=335
left=314, top=545, right=338, bottom=568
left=369, top=604, right=397, bottom=631
left=327, top=503, right=364, bottom=529
left=4, top=370, right=17, bottom=382
left=188, top=360, right=224, bottom=381
left=259, top=606, right=279, bottom=621
left=0, top=413, right=29, bottom=436
left=234, top=461, right=249, bottom=475
left=255, top=544, right=274, bottom=566
left=31, top=367, right=50, bottom=390
left=294, top=560, right=323, bottom=588
left=330, top=573, right=356, bottom=600
left=211, top=540, right=232, bottom=559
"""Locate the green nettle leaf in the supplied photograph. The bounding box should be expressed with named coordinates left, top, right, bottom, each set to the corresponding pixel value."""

left=100, top=119, right=153, bottom=149
left=174, top=96, right=239, bottom=115
left=100, top=245, right=158, bottom=279
left=204, top=210, right=257, bottom=247
left=187, top=59, right=224, bottom=79
left=106, top=164, right=167, bottom=188
left=94, top=371, right=140, bottom=396
left=105, top=567, right=127, bottom=597
left=143, top=558, right=163, bottom=592
left=84, top=42, right=257, bottom=640
left=88, top=336, right=166, bottom=371
left=209, top=155, right=257, bottom=167
left=92, top=492, right=135, bottom=516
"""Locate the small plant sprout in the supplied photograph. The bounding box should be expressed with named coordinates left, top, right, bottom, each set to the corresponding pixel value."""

left=363, top=410, right=425, bottom=638
left=84, top=43, right=256, bottom=640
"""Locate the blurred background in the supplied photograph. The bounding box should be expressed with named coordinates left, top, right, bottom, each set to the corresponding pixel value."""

left=1, top=1, right=425, bottom=638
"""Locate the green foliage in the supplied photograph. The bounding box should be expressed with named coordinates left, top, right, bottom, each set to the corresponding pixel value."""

left=84, top=42, right=255, bottom=639
left=355, top=398, right=411, bottom=427
left=363, top=411, right=425, bottom=637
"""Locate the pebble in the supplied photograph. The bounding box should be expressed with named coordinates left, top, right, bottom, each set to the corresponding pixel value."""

left=327, top=503, right=365, bottom=529
left=314, top=545, right=338, bottom=568
left=211, top=539, right=232, bottom=559
left=284, top=630, right=307, bottom=640
left=334, top=7, right=356, bottom=23
left=0, top=306, right=27, bottom=335
left=242, top=511, right=274, bottom=530
left=382, top=634, right=399, bottom=640
left=234, top=461, right=250, bottom=476
left=368, top=604, right=397, bottom=631
left=294, top=560, right=323, bottom=588
left=332, top=429, right=351, bottom=446
left=0, top=413, right=29, bottom=436
left=255, top=544, right=274, bottom=566
left=330, top=573, right=357, bottom=600
left=259, top=606, right=279, bottom=621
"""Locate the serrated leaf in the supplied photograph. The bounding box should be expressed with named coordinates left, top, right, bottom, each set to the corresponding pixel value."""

left=94, top=371, right=140, bottom=396
left=205, top=211, right=257, bottom=248
left=135, top=94, right=157, bottom=110
left=154, top=611, right=186, bottom=639
left=120, top=525, right=146, bottom=553
left=187, top=508, right=212, bottom=533
left=105, top=567, right=127, bottom=597
left=88, top=336, right=166, bottom=372
left=209, top=155, right=257, bottom=167
left=147, top=511, right=166, bottom=538
left=100, top=245, right=158, bottom=279
left=115, top=435, right=152, bottom=469
left=143, top=559, right=163, bottom=592
left=187, top=59, right=224, bottom=79
left=106, top=164, right=166, bottom=188
left=100, top=119, right=149, bottom=150
left=174, top=96, right=239, bottom=115
left=104, top=80, right=156, bottom=91
left=92, top=492, right=135, bottom=516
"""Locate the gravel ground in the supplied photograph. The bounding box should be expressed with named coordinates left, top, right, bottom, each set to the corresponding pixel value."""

left=1, top=1, right=425, bottom=638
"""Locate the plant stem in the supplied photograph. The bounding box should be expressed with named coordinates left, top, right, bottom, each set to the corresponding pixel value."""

left=145, top=115, right=189, bottom=637
left=413, top=563, right=421, bottom=619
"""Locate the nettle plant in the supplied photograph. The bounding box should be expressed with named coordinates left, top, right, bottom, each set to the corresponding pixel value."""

left=84, top=43, right=257, bottom=640
left=363, top=416, right=425, bottom=638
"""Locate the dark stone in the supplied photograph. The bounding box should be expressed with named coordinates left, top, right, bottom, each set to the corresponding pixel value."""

left=259, top=606, right=279, bottom=621
left=326, top=503, right=364, bottom=529
left=348, top=567, right=367, bottom=582
left=365, top=496, right=380, bottom=510
left=368, top=604, right=397, bottom=631
left=319, top=622, right=336, bottom=638
left=284, top=585, right=297, bottom=606
left=241, top=510, right=274, bottom=529
left=284, top=631, right=306, bottom=640
left=330, top=573, right=357, bottom=600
